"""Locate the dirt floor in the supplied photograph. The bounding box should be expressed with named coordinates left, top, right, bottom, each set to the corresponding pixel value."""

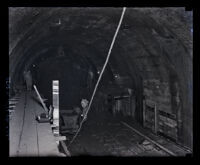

left=65, top=110, right=169, bottom=156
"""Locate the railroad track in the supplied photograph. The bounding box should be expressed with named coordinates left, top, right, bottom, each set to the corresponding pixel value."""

left=121, top=121, right=191, bottom=156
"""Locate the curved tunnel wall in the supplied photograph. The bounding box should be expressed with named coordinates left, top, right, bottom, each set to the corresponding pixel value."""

left=9, top=7, right=193, bottom=149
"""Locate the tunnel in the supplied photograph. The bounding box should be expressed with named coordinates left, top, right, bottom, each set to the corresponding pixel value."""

left=9, top=7, right=193, bottom=156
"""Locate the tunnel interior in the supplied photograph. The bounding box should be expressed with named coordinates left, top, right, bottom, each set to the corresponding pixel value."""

left=9, top=7, right=193, bottom=152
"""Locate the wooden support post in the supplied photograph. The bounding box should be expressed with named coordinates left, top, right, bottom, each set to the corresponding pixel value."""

left=143, top=100, right=146, bottom=127
left=52, top=80, right=59, bottom=137
left=154, top=103, right=158, bottom=134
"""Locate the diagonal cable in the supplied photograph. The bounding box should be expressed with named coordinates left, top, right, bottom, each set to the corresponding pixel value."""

left=68, top=7, right=127, bottom=147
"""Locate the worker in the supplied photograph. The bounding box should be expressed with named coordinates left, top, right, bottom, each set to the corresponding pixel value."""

left=73, top=106, right=82, bottom=127
left=23, top=70, right=33, bottom=91
left=87, top=69, right=94, bottom=93
left=80, top=99, right=89, bottom=121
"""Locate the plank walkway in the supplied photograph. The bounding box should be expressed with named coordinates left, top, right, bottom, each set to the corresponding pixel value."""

left=9, top=92, right=62, bottom=157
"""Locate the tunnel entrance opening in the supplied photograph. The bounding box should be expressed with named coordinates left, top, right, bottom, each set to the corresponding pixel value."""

left=36, top=57, right=90, bottom=110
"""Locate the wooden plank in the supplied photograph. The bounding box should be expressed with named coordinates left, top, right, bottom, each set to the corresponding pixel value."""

left=17, top=93, right=39, bottom=156
left=60, top=141, right=71, bottom=156
left=34, top=92, right=61, bottom=156
left=55, top=136, right=67, bottom=141
left=9, top=93, right=25, bottom=156
left=10, top=92, right=61, bottom=157
left=33, top=85, right=48, bottom=113
left=52, top=80, right=59, bottom=136
left=51, top=124, right=57, bottom=128
left=114, top=95, right=130, bottom=99
left=37, top=123, right=60, bottom=156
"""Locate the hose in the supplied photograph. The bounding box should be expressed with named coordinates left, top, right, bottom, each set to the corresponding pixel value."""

left=68, top=7, right=127, bottom=147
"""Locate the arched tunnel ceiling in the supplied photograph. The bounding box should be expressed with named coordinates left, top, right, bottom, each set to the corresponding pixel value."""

left=9, top=7, right=192, bottom=82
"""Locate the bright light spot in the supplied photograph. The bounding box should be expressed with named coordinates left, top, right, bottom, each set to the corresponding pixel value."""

left=58, top=19, right=61, bottom=25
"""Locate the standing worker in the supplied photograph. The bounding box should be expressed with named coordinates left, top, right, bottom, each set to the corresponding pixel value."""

left=81, top=99, right=89, bottom=121
left=23, top=70, right=33, bottom=91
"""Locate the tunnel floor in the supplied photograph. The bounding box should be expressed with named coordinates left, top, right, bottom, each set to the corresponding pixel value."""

left=9, top=91, right=190, bottom=157
left=66, top=110, right=170, bottom=156
left=9, top=91, right=62, bottom=156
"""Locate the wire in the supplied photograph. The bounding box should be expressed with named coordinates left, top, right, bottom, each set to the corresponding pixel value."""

left=68, top=7, right=127, bottom=147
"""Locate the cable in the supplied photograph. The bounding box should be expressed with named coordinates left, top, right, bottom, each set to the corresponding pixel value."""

left=68, top=7, right=127, bottom=147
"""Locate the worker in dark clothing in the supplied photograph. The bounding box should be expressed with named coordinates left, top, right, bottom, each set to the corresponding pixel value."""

left=73, top=106, right=82, bottom=127
left=81, top=99, right=89, bottom=118
left=78, top=99, right=89, bottom=125
left=23, top=70, right=33, bottom=91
